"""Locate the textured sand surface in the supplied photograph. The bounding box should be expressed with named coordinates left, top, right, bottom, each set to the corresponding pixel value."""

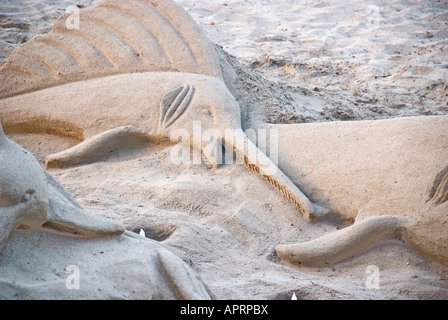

left=6, top=115, right=447, bottom=300
left=0, top=0, right=447, bottom=300
left=1, top=0, right=447, bottom=122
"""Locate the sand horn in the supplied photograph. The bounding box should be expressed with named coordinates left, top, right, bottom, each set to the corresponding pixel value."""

left=276, top=215, right=409, bottom=266
left=222, top=129, right=329, bottom=221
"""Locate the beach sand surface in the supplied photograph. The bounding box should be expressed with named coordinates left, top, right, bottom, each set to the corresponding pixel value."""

left=0, top=0, right=447, bottom=299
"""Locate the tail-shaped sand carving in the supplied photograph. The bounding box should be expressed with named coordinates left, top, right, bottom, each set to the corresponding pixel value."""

left=276, top=216, right=409, bottom=267
left=0, top=0, right=328, bottom=221
left=160, top=84, right=195, bottom=129
left=276, top=164, right=448, bottom=266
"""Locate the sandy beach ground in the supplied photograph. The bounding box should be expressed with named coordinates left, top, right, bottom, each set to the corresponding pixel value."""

left=1, top=0, right=447, bottom=300
left=179, top=0, right=448, bottom=121
left=1, top=0, right=447, bottom=122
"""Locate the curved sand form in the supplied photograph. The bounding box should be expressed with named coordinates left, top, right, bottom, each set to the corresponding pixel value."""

left=274, top=115, right=448, bottom=267
left=0, top=0, right=222, bottom=99
left=277, top=215, right=409, bottom=267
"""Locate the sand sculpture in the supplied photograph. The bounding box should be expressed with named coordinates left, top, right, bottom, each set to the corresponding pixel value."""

left=277, top=215, right=412, bottom=266
left=274, top=116, right=448, bottom=267
left=0, top=121, right=212, bottom=299
left=0, top=0, right=446, bottom=300
left=276, top=174, right=448, bottom=267
left=0, top=0, right=327, bottom=221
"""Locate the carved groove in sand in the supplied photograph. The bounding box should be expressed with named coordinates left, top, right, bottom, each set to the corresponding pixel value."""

left=160, top=84, right=195, bottom=129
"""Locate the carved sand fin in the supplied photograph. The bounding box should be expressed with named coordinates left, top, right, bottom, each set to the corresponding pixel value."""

left=46, top=126, right=148, bottom=169
left=156, top=249, right=211, bottom=300
left=223, top=129, right=328, bottom=221
left=427, top=164, right=448, bottom=205
left=44, top=198, right=125, bottom=237
left=160, top=84, right=195, bottom=129
left=44, top=171, right=125, bottom=237
left=0, top=0, right=221, bottom=99
left=276, top=216, right=409, bottom=267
